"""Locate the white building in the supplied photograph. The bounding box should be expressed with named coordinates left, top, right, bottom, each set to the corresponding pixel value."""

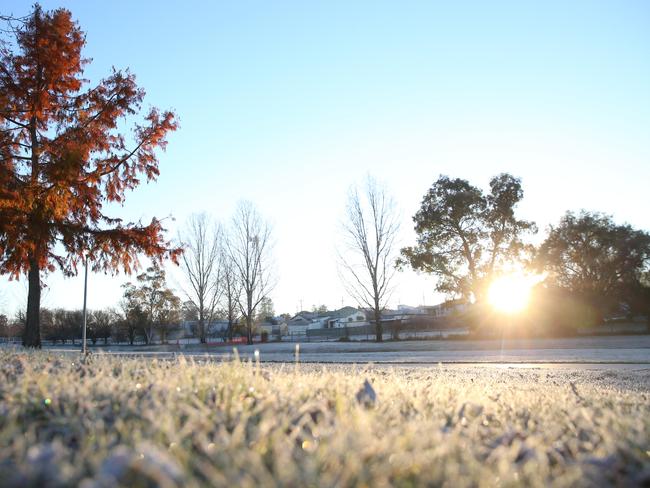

left=288, top=307, right=367, bottom=331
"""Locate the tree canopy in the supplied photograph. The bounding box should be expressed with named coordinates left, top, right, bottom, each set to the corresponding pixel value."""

left=399, top=173, right=535, bottom=301
left=537, top=211, right=650, bottom=319
left=0, top=6, right=180, bottom=346
left=256, top=297, right=275, bottom=322
left=122, top=265, right=180, bottom=344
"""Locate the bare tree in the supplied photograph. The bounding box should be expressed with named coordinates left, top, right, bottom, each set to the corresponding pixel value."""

left=339, top=177, right=400, bottom=342
left=179, top=214, right=223, bottom=343
left=219, top=245, right=241, bottom=342
left=227, top=202, right=274, bottom=345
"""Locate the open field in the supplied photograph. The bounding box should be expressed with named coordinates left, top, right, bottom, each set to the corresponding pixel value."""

left=197, top=335, right=650, bottom=364
left=0, top=350, right=648, bottom=487
left=38, top=334, right=650, bottom=365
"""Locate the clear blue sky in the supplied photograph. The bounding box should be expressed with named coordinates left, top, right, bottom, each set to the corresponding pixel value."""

left=1, top=0, right=649, bottom=316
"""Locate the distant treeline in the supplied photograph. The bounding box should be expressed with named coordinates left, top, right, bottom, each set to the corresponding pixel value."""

left=0, top=308, right=140, bottom=345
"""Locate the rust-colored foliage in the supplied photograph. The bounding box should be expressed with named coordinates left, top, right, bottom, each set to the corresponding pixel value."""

left=0, top=6, right=181, bottom=346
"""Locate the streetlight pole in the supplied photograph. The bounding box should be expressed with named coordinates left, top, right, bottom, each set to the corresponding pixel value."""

left=82, top=255, right=88, bottom=355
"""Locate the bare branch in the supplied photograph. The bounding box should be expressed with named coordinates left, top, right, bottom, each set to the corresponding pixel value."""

left=338, top=176, right=400, bottom=341
left=225, top=201, right=275, bottom=344
left=178, top=213, right=224, bottom=343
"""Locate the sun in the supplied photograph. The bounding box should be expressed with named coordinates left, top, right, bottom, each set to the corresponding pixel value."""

left=487, top=273, right=540, bottom=314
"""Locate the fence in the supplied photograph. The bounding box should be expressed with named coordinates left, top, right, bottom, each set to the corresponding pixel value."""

left=305, top=319, right=469, bottom=341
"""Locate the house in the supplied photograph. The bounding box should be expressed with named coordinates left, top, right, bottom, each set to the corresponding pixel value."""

left=259, top=317, right=288, bottom=338
left=177, top=320, right=230, bottom=338
left=287, top=311, right=316, bottom=334
left=288, top=311, right=317, bottom=326
left=426, top=299, right=469, bottom=318
left=288, top=307, right=367, bottom=331
left=396, top=300, right=469, bottom=319
left=321, top=307, right=367, bottom=328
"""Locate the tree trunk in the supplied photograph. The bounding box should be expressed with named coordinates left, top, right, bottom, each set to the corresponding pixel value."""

left=144, top=324, right=153, bottom=344
left=391, top=319, right=400, bottom=340
left=199, top=316, right=206, bottom=343
left=227, top=318, right=234, bottom=342
left=246, top=317, right=253, bottom=345
left=374, top=308, right=382, bottom=342
left=246, top=293, right=254, bottom=344
left=24, top=257, right=42, bottom=348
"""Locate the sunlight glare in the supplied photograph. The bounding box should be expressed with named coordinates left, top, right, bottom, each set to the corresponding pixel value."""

left=487, top=273, right=542, bottom=314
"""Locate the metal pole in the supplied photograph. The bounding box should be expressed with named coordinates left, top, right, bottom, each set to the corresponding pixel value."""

left=82, top=255, right=88, bottom=355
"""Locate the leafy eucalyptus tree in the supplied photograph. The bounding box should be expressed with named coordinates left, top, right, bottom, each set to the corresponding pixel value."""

left=122, top=265, right=180, bottom=344
left=399, top=173, right=535, bottom=302
left=537, top=211, right=650, bottom=320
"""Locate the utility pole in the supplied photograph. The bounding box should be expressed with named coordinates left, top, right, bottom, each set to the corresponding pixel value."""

left=82, top=256, right=88, bottom=355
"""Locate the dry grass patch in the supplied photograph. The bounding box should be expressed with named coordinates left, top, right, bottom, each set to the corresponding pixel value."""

left=0, top=350, right=648, bottom=487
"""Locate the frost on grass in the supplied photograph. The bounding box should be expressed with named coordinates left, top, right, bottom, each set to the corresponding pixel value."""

left=0, top=351, right=648, bottom=487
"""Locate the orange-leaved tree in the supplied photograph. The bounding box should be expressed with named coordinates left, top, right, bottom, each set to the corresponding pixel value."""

left=0, top=5, right=181, bottom=347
